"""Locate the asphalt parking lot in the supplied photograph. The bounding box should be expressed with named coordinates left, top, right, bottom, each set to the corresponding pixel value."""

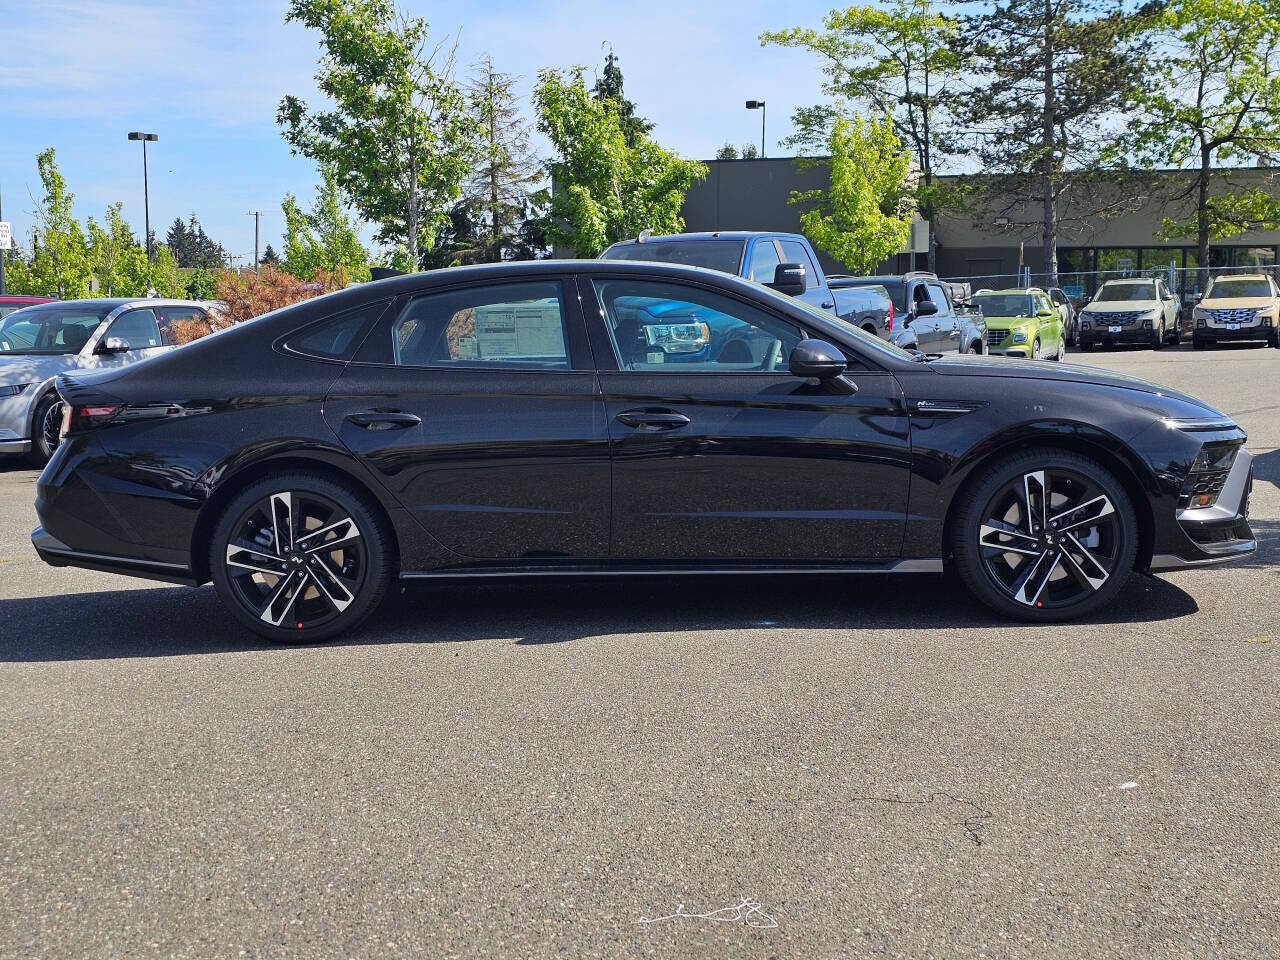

left=1, top=342, right=1277, bottom=959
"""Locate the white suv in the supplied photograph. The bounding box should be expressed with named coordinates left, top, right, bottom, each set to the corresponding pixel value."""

left=1192, top=274, right=1280, bottom=350
left=1077, top=278, right=1181, bottom=351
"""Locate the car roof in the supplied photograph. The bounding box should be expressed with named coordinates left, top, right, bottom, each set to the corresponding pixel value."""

left=1099, top=277, right=1157, bottom=285
left=606, top=231, right=807, bottom=246
left=1210, top=273, right=1271, bottom=281
left=975, top=287, right=1045, bottom=295
left=11, top=297, right=204, bottom=311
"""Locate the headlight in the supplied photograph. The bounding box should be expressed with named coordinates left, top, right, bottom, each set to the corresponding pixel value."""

left=642, top=321, right=710, bottom=354
left=1180, top=440, right=1243, bottom=509
left=0, top=383, right=30, bottom=399
left=1010, top=331, right=1028, bottom=344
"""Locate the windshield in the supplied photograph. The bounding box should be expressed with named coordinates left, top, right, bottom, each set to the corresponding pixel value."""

left=1095, top=282, right=1156, bottom=302
left=780, top=291, right=917, bottom=363
left=1208, top=278, right=1272, bottom=299
left=601, top=239, right=746, bottom=275
left=972, top=294, right=1034, bottom=317
left=0, top=304, right=112, bottom=354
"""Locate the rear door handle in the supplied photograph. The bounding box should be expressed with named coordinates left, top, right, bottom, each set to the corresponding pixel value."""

left=615, top=408, right=691, bottom=431
left=345, top=410, right=422, bottom=430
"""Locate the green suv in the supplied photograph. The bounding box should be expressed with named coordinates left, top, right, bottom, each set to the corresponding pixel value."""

left=971, top=287, right=1065, bottom=361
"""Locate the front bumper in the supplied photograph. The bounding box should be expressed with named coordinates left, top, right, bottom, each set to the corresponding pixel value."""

left=1079, top=326, right=1152, bottom=344
left=0, top=391, right=36, bottom=455
left=1194, top=324, right=1272, bottom=342
left=1149, top=448, right=1256, bottom=572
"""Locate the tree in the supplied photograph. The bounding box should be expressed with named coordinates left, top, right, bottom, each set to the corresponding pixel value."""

left=87, top=203, right=147, bottom=296
left=534, top=66, right=707, bottom=257
left=261, top=243, right=280, bottom=266
left=12, top=149, right=93, bottom=298
left=592, top=49, right=653, bottom=148
left=165, top=214, right=226, bottom=269
left=1120, top=0, right=1280, bottom=291
left=280, top=166, right=371, bottom=282
left=740, top=143, right=759, bottom=160
left=459, top=55, right=543, bottom=263
left=790, top=113, right=916, bottom=274
left=278, top=0, right=478, bottom=269
left=763, top=1, right=968, bottom=273
left=955, top=0, right=1151, bottom=287
left=716, top=143, right=740, bottom=160
left=213, top=265, right=347, bottom=327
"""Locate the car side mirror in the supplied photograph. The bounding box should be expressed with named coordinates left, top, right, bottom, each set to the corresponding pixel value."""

left=766, top=262, right=806, bottom=297
left=789, top=338, right=847, bottom=381
left=915, top=300, right=939, bottom=317
left=97, top=337, right=131, bottom=354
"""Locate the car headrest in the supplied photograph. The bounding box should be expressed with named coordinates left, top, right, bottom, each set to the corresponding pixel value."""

left=62, top=325, right=91, bottom=352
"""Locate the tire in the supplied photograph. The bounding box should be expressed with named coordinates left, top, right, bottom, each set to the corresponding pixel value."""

left=1151, top=322, right=1164, bottom=350
left=28, top=391, right=64, bottom=467
left=1271, top=330, right=1279, bottom=349
left=209, top=472, right=393, bottom=643
left=1031, top=338, right=1042, bottom=360
left=1080, top=340, right=1094, bottom=353
left=950, top=449, right=1138, bottom=622
left=969, top=342, right=982, bottom=355
left=1192, top=337, right=1206, bottom=351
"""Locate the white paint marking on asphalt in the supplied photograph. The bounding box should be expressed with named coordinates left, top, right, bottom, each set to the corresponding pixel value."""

left=632, top=897, right=778, bottom=928
left=1119, top=781, right=1138, bottom=790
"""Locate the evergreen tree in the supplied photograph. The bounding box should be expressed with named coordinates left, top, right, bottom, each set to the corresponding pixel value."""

left=716, top=143, right=740, bottom=160
left=261, top=243, right=280, bottom=266
left=591, top=49, right=654, bottom=148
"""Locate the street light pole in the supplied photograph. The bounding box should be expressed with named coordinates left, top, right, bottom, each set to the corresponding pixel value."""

left=247, top=211, right=262, bottom=273
left=745, top=100, right=766, bottom=158
left=127, top=132, right=158, bottom=259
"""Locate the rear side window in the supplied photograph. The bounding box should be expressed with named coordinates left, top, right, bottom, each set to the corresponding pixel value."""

left=284, top=301, right=388, bottom=361
left=391, top=282, right=569, bottom=369
left=155, top=306, right=208, bottom=346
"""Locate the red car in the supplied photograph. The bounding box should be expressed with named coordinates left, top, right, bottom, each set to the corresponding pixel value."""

left=0, top=296, right=55, bottom=320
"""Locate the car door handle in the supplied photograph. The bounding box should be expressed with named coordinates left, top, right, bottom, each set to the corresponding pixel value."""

left=345, top=410, right=422, bottom=430
left=615, top=409, right=691, bottom=431
left=821, top=300, right=835, bottom=309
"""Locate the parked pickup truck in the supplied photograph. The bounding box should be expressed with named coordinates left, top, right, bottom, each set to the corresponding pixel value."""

left=600, top=231, right=896, bottom=338
left=829, top=271, right=988, bottom=355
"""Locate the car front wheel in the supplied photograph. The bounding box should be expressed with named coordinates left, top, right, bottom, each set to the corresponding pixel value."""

left=951, top=450, right=1138, bottom=621
left=210, top=472, right=392, bottom=642
left=29, top=392, right=63, bottom=466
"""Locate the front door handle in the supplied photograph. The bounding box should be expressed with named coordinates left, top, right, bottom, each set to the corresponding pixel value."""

left=615, top=408, right=691, bottom=431
left=345, top=410, right=422, bottom=430
left=821, top=300, right=835, bottom=310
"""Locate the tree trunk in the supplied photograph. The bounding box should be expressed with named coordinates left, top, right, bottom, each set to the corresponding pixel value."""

left=1041, top=0, right=1058, bottom=289
left=407, top=157, right=419, bottom=269
left=1197, top=144, right=1211, bottom=296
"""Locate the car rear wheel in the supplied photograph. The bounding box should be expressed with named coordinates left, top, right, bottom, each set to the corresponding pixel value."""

left=951, top=450, right=1138, bottom=622
left=29, top=392, right=63, bottom=467
left=1031, top=338, right=1042, bottom=360
left=210, top=472, right=392, bottom=643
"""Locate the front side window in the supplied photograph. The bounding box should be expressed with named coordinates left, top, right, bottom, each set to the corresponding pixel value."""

left=107, top=309, right=164, bottom=348
left=591, top=278, right=802, bottom=372
left=778, top=239, right=818, bottom=291
left=392, top=282, right=569, bottom=369
left=925, top=283, right=952, bottom=315
left=746, top=239, right=782, bottom=283
left=0, top=304, right=111, bottom=354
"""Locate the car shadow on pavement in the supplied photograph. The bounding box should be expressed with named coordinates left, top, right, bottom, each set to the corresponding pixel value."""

left=0, top=568, right=1201, bottom=662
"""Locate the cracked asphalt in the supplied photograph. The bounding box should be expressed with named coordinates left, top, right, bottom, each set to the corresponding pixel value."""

left=1, top=343, right=1277, bottom=959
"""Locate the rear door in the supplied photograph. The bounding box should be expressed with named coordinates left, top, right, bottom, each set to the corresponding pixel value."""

left=323, top=278, right=611, bottom=562
left=584, top=273, right=912, bottom=561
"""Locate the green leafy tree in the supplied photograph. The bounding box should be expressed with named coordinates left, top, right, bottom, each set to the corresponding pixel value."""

left=1120, top=0, right=1280, bottom=290
left=955, top=0, right=1152, bottom=286
left=185, top=267, right=220, bottom=300
left=791, top=113, right=916, bottom=274
left=716, top=143, right=740, bottom=160
left=145, top=244, right=185, bottom=298
left=463, top=56, right=543, bottom=263
left=9, top=149, right=93, bottom=298
left=534, top=66, right=706, bottom=257
left=763, top=1, right=968, bottom=272
left=280, top=166, right=371, bottom=282
left=87, top=203, right=148, bottom=296
left=278, top=0, right=478, bottom=269
left=592, top=49, right=653, bottom=148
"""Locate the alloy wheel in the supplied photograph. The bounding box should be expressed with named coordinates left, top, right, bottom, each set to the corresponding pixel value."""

left=976, top=468, right=1123, bottom=611
left=40, top=399, right=63, bottom=457
left=222, top=490, right=367, bottom=631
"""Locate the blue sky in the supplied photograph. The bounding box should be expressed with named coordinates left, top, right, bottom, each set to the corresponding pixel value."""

left=0, top=0, right=835, bottom=262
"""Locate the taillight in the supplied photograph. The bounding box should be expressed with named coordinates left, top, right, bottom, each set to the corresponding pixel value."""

left=64, top=404, right=121, bottom=435
left=887, top=302, right=894, bottom=333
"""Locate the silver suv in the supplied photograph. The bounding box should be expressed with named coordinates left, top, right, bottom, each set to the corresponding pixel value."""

left=0, top=298, right=211, bottom=463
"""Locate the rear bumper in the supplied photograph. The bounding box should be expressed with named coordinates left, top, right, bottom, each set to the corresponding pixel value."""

left=31, top=526, right=200, bottom=586
left=1148, top=449, right=1256, bottom=572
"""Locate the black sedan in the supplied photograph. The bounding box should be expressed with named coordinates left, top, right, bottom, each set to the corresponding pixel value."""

left=32, top=261, right=1256, bottom=641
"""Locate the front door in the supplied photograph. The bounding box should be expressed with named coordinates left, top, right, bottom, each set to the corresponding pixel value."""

left=923, top=281, right=962, bottom=354
left=100, top=307, right=171, bottom=366
left=324, top=279, right=611, bottom=562
left=584, top=275, right=913, bottom=561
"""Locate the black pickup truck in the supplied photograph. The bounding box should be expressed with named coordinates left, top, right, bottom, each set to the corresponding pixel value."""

left=601, top=231, right=896, bottom=338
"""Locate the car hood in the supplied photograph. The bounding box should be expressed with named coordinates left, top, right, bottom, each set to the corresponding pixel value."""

left=1081, top=301, right=1159, bottom=313
left=0, top=353, right=89, bottom=388
left=927, top=355, right=1217, bottom=411
left=1198, top=296, right=1275, bottom=309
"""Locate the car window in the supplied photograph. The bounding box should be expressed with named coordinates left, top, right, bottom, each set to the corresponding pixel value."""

left=1050, top=290, right=1066, bottom=305
left=591, top=278, right=802, bottom=372
left=1207, top=278, right=1273, bottom=299
left=925, top=283, right=952, bottom=316
left=285, top=301, right=388, bottom=360
left=156, top=306, right=207, bottom=346
left=391, top=281, right=568, bottom=369
left=107, top=308, right=164, bottom=349
left=972, top=294, right=1034, bottom=317
left=745, top=239, right=782, bottom=284
left=0, top=304, right=111, bottom=355
left=1096, top=282, right=1156, bottom=302
left=601, top=239, right=746, bottom=274
left=778, top=239, right=819, bottom=291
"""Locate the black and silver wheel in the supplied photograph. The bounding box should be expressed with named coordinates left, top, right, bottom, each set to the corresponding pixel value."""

left=1151, top=321, right=1164, bottom=350
left=1031, top=338, right=1042, bottom=360
left=29, top=392, right=64, bottom=466
left=1056, top=338, right=1067, bottom=362
left=952, top=450, right=1137, bottom=621
left=210, top=473, right=391, bottom=642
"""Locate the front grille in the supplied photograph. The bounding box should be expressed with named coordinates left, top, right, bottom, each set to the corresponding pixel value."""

left=1205, top=307, right=1258, bottom=325
left=1091, top=310, right=1145, bottom=326
left=987, top=329, right=1007, bottom=347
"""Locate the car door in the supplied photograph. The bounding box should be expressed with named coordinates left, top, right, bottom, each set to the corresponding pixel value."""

left=323, top=278, right=611, bottom=562
left=906, top=281, right=941, bottom=352
left=924, top=282, right=961, bottom=353
left=778, top=238, right=833, bottom=313
left=98, top=307, right=169, bottom=367
left=155, top=304, right=210, bottom=349
left=584, top=274, right=912, bottom=561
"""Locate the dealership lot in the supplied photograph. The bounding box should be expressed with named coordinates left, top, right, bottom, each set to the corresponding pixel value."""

left=1, top=344, right=1276, bottom=959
